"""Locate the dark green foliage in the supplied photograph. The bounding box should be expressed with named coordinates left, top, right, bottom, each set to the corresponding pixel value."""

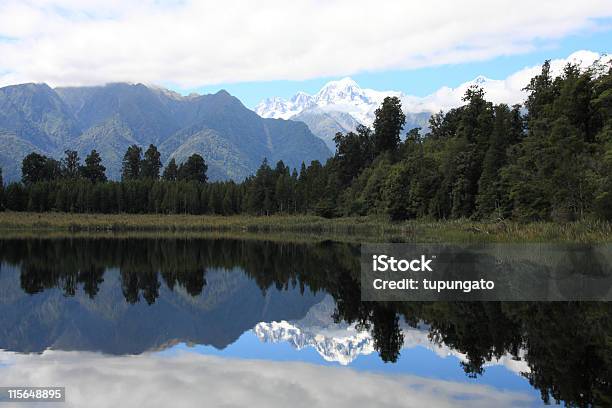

left=141, top=144, right=162, bottom=180
left=331, top=125, right=374, bottom=186
left=121, top=145, right=142, bottom=181
left=81, top=150, right=107, bottom=183
left=6, top=59, right=612, bottom=221
left=475, top=105, right=522, bottom=219
left=61, top=150, right=81, bottom=179
left=21, top=152, right=61, bottom=185
left=590, top=63, right=612, bottom=220
left=0, top=167, right=3, bottom=210
left=383, top=131, right=441, bottom=220
left=503, top=62, right=606, bottom=221
left=440, top=86, right=494, bottom=219
left=373, top=96, right=405, bottom=155
left=162, top=158, right=178, bottom=181
left=245, top=159, right=275, bottom=215
left=178, top=154, right=208, bottom=183
left=5, top=182, right=26, bottom=210
left=383, top=161, right=411, bottom=220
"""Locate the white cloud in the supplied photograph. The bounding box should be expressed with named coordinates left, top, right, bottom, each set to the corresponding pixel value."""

left=255, top=51, right=610, bottom=125
left=402, top=50, right=611, bottom=112
left=0, top=349, right=536, bottom=408
left=0, top=0, right=610, bottom=88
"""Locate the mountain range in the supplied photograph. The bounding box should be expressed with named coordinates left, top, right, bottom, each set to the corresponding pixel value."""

left=0, top=264, right=323, bottom=354
left=256, top=51, right=609, bottom=150
left=254, top=75, right=536, bottom=151
left=254, top=295, right=530, bottom=373
left=0, top=83, right=331, bottom=182
left=256, top=77, right=434, bottom=150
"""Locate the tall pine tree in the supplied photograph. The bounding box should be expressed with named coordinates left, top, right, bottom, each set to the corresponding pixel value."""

left=61, top=150, right=81, bottom=179
left=121, top=145, right=142, bottom=181
left=163, top=158, right=179, bottom=181
left=81, top=150, right=107, bottom=183
left=0, top=167, right=4, bottom=211
left=141, top=144, right=162, bottom=180
left=177, top=154, right=208, bottom=183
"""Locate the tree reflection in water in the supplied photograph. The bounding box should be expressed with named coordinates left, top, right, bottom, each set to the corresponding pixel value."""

left=0, top=237, right=610, bottom=407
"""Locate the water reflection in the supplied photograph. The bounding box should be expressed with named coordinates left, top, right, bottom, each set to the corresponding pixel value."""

left=0, top=237, right=610, bottom=407
left=0, top=349, right=536, bottom=408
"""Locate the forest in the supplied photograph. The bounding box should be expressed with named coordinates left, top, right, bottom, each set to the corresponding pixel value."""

left=0, top=59, right=611, bottom=222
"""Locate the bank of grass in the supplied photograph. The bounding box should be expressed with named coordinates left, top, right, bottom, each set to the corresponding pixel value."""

left=0, top=211, right=611, bottom=243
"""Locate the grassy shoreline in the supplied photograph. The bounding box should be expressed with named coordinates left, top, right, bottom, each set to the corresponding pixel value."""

left=0, top=212, right=611, bottom=242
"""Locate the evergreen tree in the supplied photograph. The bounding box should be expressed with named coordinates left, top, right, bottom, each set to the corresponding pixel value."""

left=275, top=171, right=292, bottom=213
left=333, top=125, right=375, bottom=186
left=177, top=154, right=208, bottom=183
left=504, top=63, right=599, bottom=220
left=452, top=86, right=493, bottom=218
left=61, top=150, right=81, bottom=179
left=81, top=150, right=107, bottom=183
left=593, top=65, right=612, bottom=220
left=298, top=160, right=326, bottom=213
left=373, top=96, right=405, bottom=155
left=290, top=168, right=299, bottom=212
left=523, top=60, right=555, bottom=122
left=121, top=145, right=142, bottom=181
left=4, top=58, right=609, bottom=222
left=0, top=167, right=4, bottom=210
left=222, top=184, right=235, bottom=214
left=246, top=159, right=274, bottom=214
left=163, top=158, right=178, bottom=181
left=273, top=161, right=290, bottom=213
left=383, top=161, right=411, bottom=220
left=476, top=104, right=522, bottom=219
left=141, top=144, right=162, bottom=180
left=425, top=86, right=494, bottom=219
left=21, top=153, right=60, bottom=185
left=383, top=130, right=440, bottom=220
left=5, top=183, right=26, bottom=211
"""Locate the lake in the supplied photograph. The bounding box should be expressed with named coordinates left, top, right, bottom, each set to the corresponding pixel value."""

left=0, top=236, right=610, bottom=407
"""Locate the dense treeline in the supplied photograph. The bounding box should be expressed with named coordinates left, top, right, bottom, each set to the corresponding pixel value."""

left=0, top=59, right=611, bottom=221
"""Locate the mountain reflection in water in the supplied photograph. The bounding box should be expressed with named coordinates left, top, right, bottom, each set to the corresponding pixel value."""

left=0, top=237, right=610, bottom=407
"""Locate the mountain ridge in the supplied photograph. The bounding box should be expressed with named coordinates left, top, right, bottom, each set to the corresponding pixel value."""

left=0, top=82, right=331, bottom=182
left=255, top=77, right=430, bottom=150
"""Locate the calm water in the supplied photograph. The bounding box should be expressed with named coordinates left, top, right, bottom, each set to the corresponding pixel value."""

left=0, top=237, right=610, bottom=407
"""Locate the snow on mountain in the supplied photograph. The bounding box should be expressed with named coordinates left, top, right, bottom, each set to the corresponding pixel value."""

left=254, top=320, right=374, bottom=366
left=253, top=295, right=374, bottom=365
left=255, top=50, right=609, bottom=127
left=254, top=77, right=409, bottom=147
left=255, top=77, right=401, bottom=126
left=255, top=74, right=512, bottom=127
left=252, top=295, right=531, bottom=374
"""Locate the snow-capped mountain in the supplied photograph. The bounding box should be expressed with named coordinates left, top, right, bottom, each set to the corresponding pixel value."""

left=255, top=77, right=420, bottom=150
left=254, top=320, right=374, bottom=366
left=254, top=50, right=609, bottom=151
left=255, top=75, right=506, bottom=128
left=255, top=77, right=401, bottom=125
left=252, top=296, right=530, bottom=373
left=253, top=295, right=374, bottom=365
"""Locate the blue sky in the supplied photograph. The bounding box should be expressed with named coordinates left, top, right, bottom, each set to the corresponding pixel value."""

left=181, top=26, right=612, bottom=108
left=163, top=332, right=552, bottom=407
